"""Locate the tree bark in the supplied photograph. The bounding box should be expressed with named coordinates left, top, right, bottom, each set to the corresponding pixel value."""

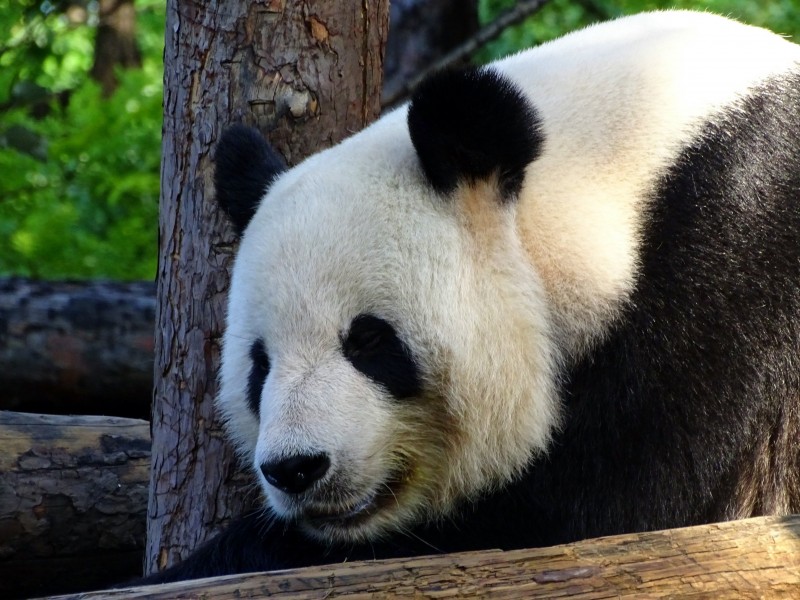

left=149, top=0, right=389, bottom=577
left=0, top=277, right=154, bottom=419
left=49, top=515, right=800, bottom=599
left=0, top=411, right=149, bottom=599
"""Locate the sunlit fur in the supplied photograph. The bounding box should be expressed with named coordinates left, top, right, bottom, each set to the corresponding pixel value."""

left=217, top=10, right=800, bottom=543
left=219, top=114, right=559, bottom=541
left=496, top=10, right=800, bottom=358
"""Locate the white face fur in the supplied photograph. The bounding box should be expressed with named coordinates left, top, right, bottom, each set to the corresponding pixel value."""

left=217, top=11, right=800, bottom=542
left=219, top=112, right=560, bottom=541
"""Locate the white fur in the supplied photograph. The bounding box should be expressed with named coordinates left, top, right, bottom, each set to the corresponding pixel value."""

left=495, top=10, right=800, bottom=355
left=221, top=117, right=559, bottom=540
left=217, top=11, right=800, bottom=541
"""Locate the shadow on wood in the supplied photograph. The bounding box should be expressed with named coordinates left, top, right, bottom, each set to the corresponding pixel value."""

left=0, top=278, right=155, bottom=419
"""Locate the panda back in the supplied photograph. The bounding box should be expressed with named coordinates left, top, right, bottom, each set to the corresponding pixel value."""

left=489, top=10, right=800, bottom=355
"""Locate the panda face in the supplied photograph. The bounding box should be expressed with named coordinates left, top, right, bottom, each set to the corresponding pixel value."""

left=217, top=109, right=560, bottom=542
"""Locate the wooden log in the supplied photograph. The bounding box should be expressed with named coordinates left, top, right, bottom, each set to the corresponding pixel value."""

left=0, top=411, right=150, bottom=599
left=0, top=277, right=155, bottom=419
left=49, top=515, right=800, bottom=599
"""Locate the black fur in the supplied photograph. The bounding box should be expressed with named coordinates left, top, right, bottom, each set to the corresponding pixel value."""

left=215, top=125, right=286, bottom=235
left=131, top=511, right=435, bottom=585
left=247, top=339, right=270, bottom=417
left=342, top=314, right=422, bottom=400
left=260, top=453, right=330, bottom=495
left=140, top=73, right=800, bottom=584
left=480, top=71, right=800, bottom=545
left=408, top=67, right=543, bottom=198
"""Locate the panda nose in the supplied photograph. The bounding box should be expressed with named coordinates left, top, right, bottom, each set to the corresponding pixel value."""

left=260, top=453, right=330, bottom=495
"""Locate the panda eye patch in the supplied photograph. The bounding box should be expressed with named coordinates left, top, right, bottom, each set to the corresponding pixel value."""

left=342, top=314, right=422, bottom=400
left=247, top=339, right=270, bottom=418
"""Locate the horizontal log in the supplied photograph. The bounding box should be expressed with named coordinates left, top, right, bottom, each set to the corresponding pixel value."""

left=0, top=277, right=155, bottom=419
left=53, top=514, right=800, bottom=599
left=0, top=411, right=150, bottom=598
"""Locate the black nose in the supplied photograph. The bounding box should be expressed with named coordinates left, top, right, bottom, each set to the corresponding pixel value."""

left=260, top=453, right=330, bottom=494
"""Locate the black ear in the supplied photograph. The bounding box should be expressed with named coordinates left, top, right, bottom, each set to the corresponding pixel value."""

left=214, top=125, right=286, bottom=235
left=407, top=67, right=543, bottom=199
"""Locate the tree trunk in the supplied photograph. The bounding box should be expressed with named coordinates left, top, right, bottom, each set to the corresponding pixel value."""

left=0, top=411, right=149, bottom=599
left=149, top=0, right=389, bottom=577
left=0, top=277, right=154, bottom=419
left=90, top=0, right=142, bottom=96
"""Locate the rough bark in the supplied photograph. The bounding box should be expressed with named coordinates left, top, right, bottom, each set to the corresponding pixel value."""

left=50, top=515, right=800, bottom=599
left=0, top=277, right=154, bottom=419
left=0, top=411, right=149, bottom=599
left=149, top=0, right=389, bottom=577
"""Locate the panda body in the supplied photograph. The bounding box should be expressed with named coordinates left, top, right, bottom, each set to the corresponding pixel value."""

left=151, top=11, right=800, bottom=581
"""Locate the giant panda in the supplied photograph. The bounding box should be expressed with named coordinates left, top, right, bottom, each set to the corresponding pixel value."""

left=147, top=10, right=800, bottom=582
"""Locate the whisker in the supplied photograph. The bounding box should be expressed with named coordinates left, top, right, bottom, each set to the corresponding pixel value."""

left=396, top=524, right=445, bottom=555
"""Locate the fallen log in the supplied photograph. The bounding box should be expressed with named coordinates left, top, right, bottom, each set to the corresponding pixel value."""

left=0, top=411, right=150, bottom=599
left=50, top=514, right=800, bottom=599
left=0, top=277, right=155, bottom=419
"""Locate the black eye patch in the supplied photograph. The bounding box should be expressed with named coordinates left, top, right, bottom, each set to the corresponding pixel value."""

left=247, top=339, right=270, bottom=417
left=342, top=314, right=422, bottom=400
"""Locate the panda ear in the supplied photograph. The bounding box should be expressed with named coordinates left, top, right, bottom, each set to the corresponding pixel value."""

left=407, top=67, right=543, bottom=200
left=214, top=125, right=286, bottom=236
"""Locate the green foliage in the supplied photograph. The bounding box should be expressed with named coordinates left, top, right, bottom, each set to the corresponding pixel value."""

left=476, top=0, right=800, bottom=63
left=0, top=1, right=94, bottom=101
left=0, top=0, right=164, bottom=280
left=1, top=1, right=798, bottom=280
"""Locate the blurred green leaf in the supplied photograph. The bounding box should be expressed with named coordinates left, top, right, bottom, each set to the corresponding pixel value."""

left=1, top=0, right=798, bottom=281
left=0, top=0, right=163, bottom=280
left=476, top=0, right=800, bottom=62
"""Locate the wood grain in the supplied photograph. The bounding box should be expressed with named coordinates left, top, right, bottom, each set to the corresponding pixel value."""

left=51, top=515, right=800, bottom=599
left=0, top=411, right=149, bottom=598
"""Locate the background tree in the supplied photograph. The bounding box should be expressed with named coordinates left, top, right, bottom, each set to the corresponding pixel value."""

left=147, top=0, right=389, bottom=575
left=91, top=0, right=142, bottom=96
left=1, top=0, right=798, bottom=281
left=383, top=0, right=479, bottom=103
left=0, top=0, right=162, bottom=280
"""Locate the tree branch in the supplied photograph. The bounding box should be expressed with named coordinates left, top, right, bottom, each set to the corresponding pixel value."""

left=382, top=0, right=552, bottom=108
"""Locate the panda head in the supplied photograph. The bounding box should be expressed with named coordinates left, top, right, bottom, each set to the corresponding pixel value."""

left=214, top=67, right=560, bottom=543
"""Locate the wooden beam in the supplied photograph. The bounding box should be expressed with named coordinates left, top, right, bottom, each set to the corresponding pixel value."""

left=50, top=514, right=800, bottom=598
left=0, top=411, right=149, bottom=598
left=0, top=277, right=155, bottom=419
